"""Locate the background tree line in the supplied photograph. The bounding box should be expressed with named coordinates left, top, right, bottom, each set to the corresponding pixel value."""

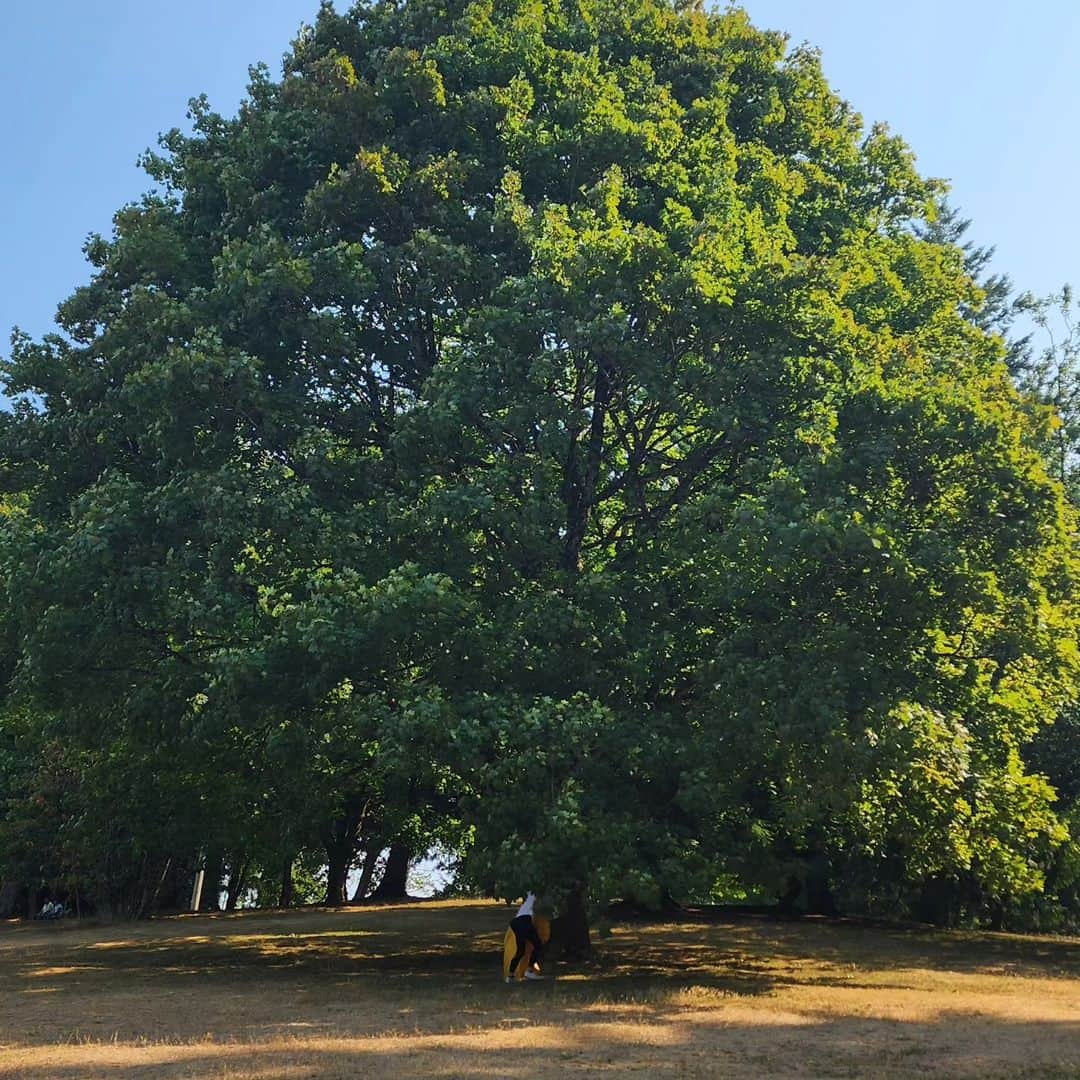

left=2, top=0, right=1080, bottom=937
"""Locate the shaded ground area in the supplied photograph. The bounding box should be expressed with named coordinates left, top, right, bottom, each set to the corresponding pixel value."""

left=0, top=899, right=1077, bottom=1077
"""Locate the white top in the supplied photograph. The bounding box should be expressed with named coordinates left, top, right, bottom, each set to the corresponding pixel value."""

left=516, top=892, right=536, bottom=918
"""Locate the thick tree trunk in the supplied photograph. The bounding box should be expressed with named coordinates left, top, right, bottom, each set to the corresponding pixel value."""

left=0, top=881, right=20, bottom=918
left=139, top=857, right=174, bottom=918
left=561, top=353, right=615, bottom=573
left=325, top=845, right=351, bottom=907
left=914, top=875, right=957, bottom=927
left=804, top=852, right=839, bottom=918
left=279, top=856, right=295, bottom=908
left=370, top=844, right=410, bottom=900
left=777, top=875, right=803, bottom=917
left=554, top=883, right=591, bottom=960
left=988, top=900, right=1005, bottom=932
left=322, top=798, right=367, bottom=906
left=200, top=852, right=224, bottom=912
left=154, top=858, right=189, bottom=913
left=224, top=858, right=249, bottom=912
left=350, top=847, right=381, bottom=903
left=134, top=853, right=155, bottom=919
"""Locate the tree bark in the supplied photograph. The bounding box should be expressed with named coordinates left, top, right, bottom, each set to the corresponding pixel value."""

left=804, top=851, right=839, bottom=918
left=0, top=881, right=20, bottom=918
left=561, top=353, right=615, bottom=573
left=199, top=852, right=224, bottom=912
left=914, top=875, right=956, bottom=927
left=278, top=855, right=295, bottom=908
left=350, top=846, right=381, bottom=903
left=154, top=858, right=188, bottom=913
left=325, top=844, right=352, bottom=906
left=369, top=843, right=410, bottom=900
left=224, top=858, right=249, bottom=912
left=322, top=798, right=367, bottom=906
left=777, top=875, right=803, bottom=917
left=554, top=882, right=591, bottom=960
left=140, top=857, right=175, bottom=918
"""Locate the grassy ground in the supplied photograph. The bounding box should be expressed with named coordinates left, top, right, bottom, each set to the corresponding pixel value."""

left=0, top=899, right=1078, bottom=1078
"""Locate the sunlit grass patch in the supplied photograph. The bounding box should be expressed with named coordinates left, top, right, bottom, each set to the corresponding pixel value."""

left=0, top=900, right=1077, bottom=1078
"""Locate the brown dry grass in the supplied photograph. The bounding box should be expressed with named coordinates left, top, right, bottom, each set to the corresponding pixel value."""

left=0, top=899, right=1078, bottom=1078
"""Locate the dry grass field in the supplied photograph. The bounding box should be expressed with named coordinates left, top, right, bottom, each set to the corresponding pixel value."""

left=0, top=899, right=1077, bottom=1078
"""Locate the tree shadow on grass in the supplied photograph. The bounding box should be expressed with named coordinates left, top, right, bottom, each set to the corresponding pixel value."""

left=3, top=1013, right=1078, bottom=1079
left=610, top=913, right=1080, bottom=981
left=9, top=931, right=780, bottom=1026
left=3, top=903, right=1079, bottom=1053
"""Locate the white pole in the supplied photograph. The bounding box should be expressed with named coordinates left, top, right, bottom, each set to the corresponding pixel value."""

left=190, top=869, right=205, bottom=912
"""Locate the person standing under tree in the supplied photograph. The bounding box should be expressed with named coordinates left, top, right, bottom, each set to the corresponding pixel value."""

left=506, top=892, right=545, bottom=983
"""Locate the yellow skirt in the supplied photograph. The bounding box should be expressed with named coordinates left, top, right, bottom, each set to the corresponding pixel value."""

left=502, top=914, right=551, bottom=979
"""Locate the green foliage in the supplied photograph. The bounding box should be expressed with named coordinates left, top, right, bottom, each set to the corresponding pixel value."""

left=1, top=0, right=1078, bottom=926
left=1012, top=287, right=1080, bottom=500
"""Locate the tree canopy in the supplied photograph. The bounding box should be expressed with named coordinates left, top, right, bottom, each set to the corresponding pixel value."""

left=2, top=0, right=1078, bottom=930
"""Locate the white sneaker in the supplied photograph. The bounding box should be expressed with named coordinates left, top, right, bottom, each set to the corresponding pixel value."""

left=524, top=970, right=544, bottom=980
left=505, top=976, right=514, bottom=984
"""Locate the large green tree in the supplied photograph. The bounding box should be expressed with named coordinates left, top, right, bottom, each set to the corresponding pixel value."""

left=2, top=0, right=1077, bottom=929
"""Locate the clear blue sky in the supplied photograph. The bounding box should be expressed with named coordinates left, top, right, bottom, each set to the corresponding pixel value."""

left=3, top=1, right=1079, bottom=348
